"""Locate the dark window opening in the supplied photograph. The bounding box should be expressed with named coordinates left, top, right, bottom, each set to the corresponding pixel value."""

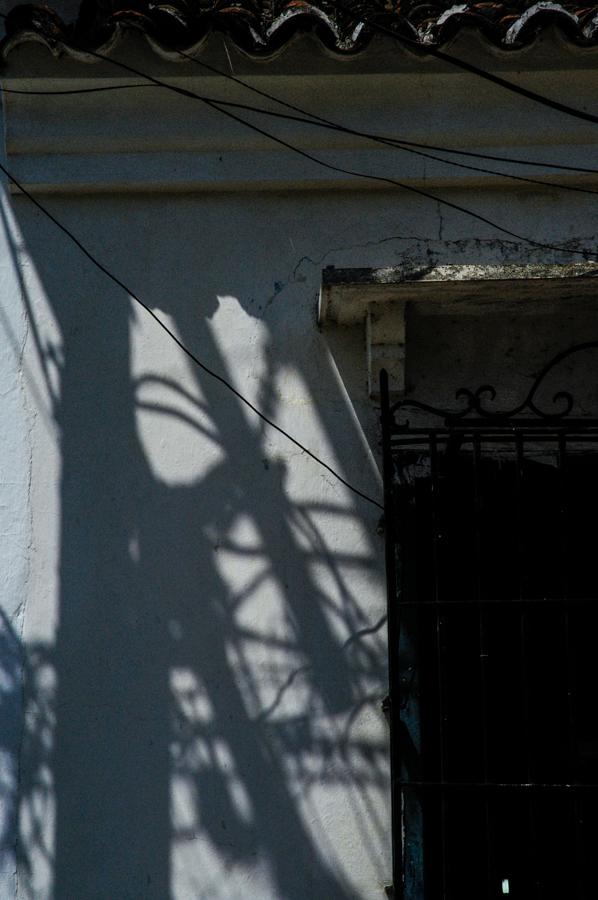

left=385, top=423, right=598, bottom=899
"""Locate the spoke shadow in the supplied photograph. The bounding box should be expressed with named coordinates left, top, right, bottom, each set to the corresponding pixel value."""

left=7, top=194, right=389, bottom=899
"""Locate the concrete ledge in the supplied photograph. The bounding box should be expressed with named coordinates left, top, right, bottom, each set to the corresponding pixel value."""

left=319, top=262, right=598, bottom=397
left=319, top=262, right=598, bottom=325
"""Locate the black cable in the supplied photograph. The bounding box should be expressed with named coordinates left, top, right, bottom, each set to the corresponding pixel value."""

left=394, top=142, right=598, bottom=176
left=329, top=0, right=598, bottom=127
left=3, top=77, right=598, bottom=178
left=75, top=48, right=597, bottom=258
left=0, top=83, right=155, bottom=96
left=0, top=157, right=383, bottom=509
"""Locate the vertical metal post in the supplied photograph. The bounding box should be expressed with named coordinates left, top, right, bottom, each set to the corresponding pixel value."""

left=472, top=433, right=493, bottom=898
left=380, top=368, right=403, bottom=899
left=429, top=435, right=448, bottom=897
left=557, top=434, right=584, bottom=899
left=515, top=434, right=539, bottom=896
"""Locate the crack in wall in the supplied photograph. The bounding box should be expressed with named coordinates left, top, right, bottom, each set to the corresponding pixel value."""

left=290, top=234, right=430, bottom=283
left=260, top=232, right=598, bottom=313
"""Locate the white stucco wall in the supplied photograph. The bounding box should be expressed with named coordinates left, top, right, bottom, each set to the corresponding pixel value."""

left=0, top=176, right=31, bottom=899
left=0, top=33, right=596, bottom=899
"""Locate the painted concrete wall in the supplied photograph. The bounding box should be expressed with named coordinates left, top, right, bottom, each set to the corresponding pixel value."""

left=0, top=34, right=596, bottom=899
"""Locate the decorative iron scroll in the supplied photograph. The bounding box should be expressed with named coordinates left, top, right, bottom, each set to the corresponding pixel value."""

left=390, top=339, right=598, bottom=426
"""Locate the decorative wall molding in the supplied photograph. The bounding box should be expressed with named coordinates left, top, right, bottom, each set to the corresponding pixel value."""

left=4, top=62, right=598, bottom=194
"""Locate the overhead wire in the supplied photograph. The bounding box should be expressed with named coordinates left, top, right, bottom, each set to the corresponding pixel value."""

left=0, top=82, right=156, bottom=96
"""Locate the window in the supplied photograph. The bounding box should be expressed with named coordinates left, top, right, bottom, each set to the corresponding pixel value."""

left=321, top=262, right=598, bottom=898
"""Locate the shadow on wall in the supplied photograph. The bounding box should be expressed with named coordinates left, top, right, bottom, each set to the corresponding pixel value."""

left=1, top=194, right=389, bottom=899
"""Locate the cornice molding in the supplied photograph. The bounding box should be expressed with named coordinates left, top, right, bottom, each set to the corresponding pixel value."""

left=3, top=66, right=598, bottom=194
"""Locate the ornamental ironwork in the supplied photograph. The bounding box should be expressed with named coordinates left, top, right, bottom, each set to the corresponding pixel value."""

left=380, top=338, right=598, bottom=899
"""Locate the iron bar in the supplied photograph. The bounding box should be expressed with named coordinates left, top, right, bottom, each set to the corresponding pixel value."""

left=472, top=434, right=494, bottom=898
left=557, top=435, right=585, bottom=899
left=399, top=781, right=598, bottom=790
left=429, top=435, right=448, bottom=896
left=514, top=433, right=540, bottom=895
left=397, top=597, right=598, bottom=607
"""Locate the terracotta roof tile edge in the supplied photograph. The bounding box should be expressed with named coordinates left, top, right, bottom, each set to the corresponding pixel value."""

left=2, top=0, right=598, bottom=60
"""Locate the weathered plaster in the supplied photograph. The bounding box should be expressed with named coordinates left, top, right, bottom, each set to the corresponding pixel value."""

left=0, top=93, right=33, bottom=898
left=0, top=34, right=596, bottom=900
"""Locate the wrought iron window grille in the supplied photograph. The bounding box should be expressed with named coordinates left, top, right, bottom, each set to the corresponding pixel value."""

left=380, top=339, right=598, bottom=900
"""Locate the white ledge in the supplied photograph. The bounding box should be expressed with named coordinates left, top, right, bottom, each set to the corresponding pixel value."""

left=319, top=262, right=598, bottom=325
left=318, top=262, right=598, bottom=397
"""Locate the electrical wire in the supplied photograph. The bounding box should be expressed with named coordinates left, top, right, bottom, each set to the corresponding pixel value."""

left=328, top=0, right=598, bottom=126
left=0, top=156, right=383, bottom=509
left=0, top=82, right=156, bottom=96
left=68, top=48, right=597, bottom=258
